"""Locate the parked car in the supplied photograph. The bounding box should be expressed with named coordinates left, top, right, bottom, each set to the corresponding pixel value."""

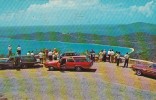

left=44, top=56, right=93, bottom=71
left=59, top=52, right=80, bottom=59
left=131, top=63, right=156, bottom=78
left=0, top=55, right=40, bottom=69
left=0, top=58, right=14, bottom=69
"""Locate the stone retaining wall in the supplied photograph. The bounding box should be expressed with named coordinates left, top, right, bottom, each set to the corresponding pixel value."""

left=129, top=58, right=153, bottom=65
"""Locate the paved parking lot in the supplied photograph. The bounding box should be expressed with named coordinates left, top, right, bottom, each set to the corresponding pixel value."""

left=0, top=62, right=156, bottom=100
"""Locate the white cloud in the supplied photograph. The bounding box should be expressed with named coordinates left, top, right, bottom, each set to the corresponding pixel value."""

left=130, top=0, right=156, bottom=17
left=0, top=0, right=155, bottom=26
left=27, top=0, right=100, bottom=11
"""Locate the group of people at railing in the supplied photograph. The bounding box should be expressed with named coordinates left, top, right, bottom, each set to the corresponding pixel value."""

left=86, top=49, right=130, bottom=68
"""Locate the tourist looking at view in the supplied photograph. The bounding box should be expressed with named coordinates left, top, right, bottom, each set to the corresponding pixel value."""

left=124, top=53, right=130, bottom=68
left=116, top=52, right=120, bottom=66
left=99, top=50, right=103, bottom=62
left=17, top=45, right=21, bottom=55
left=8, top=45, right=12, bottom=57
left=102, top=49, right=107, bottom=62
left=48, top=50, right=53, bottom=61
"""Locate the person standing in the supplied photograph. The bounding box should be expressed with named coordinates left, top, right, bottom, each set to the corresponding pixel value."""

left=45, top=49, right=49, bottom=59
left=27, top=51, right=31, bottom=56
left=48, top=50, right=53, bottom=61
left=124, top=53, right=130, bottom=68
left=86, top=50, right=90, bottom=59
left=102, top=49, right=107, bottom=62
left=53, top=48, right=59, bottom=60
left=99, top=50, right=103, bottom=62
left=114, top=51, right=118, bottom=63
left=110, top=49, right=114, bottom=63
left=116, top=52, right=120, bottom=66
left=17, top=45, right=21, bottom=55
left=31, top=51, right=34, bottom=56
left=38, top=51, right=44, bottom=64
left=107, top=49, right=111, bottom=62
left=8, top=45, right=12, bottom=57
left=90, top=49, right=95, bottom=62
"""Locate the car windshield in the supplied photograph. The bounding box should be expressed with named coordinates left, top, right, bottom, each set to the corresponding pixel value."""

left=0, top=59, right=8, bottom=63
left=65, top=53, right=75, bottom=56
left=152, top=64, right=156, bottom=69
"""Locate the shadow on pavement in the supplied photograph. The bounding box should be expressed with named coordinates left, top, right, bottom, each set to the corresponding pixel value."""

left=48, top=69, right=97, bottom=73
left=138, top=74, right=156, bottom=80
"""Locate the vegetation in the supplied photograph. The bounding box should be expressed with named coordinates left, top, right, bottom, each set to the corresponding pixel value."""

left=49, top=32, right=57, bottom=41
left=62, top=33, right=71, bottom=42
left=136, top=33, right=149, bottom=60
left=36, top=32, right=45, bottom=41
left=122, top=35, right=133, bottom=47
left=108, top=36, right=118, bottom=46
left=92, top=34, right=102, bottom=44
left=77, top=33, right=86, bottom=43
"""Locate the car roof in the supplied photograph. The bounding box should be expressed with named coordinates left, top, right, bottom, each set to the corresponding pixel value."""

left=64, top=51, right=76, bottom=53
left=10, top=55, right=35, bottom=58
left=0, top=58, right=9, bottom=60
left=62, top=56, right=86, bottom=59
left=10, top=55, right=33, bottom=57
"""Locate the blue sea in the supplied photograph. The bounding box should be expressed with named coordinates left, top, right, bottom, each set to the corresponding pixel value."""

left=0, top=25, right=143, bottom=56
left=0, top=38, right=133, bottom=56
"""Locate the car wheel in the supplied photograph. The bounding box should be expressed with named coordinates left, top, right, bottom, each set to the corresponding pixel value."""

left=22, top=65, right=28, bottom=69
left=136, top=70, right=142, bottom=76
left=49, top=66, right=54, bottom=71
left=75, top=67, right=81, bottom=72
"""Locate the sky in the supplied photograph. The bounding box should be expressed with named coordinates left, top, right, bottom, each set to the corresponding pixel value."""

left=0, top=0, right=156, bottom=26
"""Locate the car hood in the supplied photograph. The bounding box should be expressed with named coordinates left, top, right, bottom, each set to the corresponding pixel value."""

left=45, top=60, right=59, bottom=64
left=134, top=64, right=148, bottom=68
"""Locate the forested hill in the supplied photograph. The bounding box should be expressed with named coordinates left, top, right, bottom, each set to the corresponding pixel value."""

left=4, top=32, right=156, bottom=62
left=0, top=22, right=156, bottom=36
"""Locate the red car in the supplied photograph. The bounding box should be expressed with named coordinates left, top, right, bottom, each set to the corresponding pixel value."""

left=131, top=63, right=156, bottom=78
left=44, top=56, right=93, bottom=71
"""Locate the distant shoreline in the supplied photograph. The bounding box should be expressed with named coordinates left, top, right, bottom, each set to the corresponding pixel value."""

left=0, top=38, right=133, bottom=57
left=0, top=31, right=156, bottom=62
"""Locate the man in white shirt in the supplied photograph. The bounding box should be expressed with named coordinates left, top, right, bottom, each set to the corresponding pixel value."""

left=17, top=45, right=21, bottom=55
left=48, top=50, right=53, bottom=61
left=124, top=53, right=130, bottom=68
left=27, top=51, right=31, bottom=56
left=8, top=45, right=12, bottom=57
left=31, top=51, right=34, bottom=56
left=53, top=48, right=59, bottom=60
left=38, top=51, right=44, bottom=64
left=110, top=49, right=114, bottom=63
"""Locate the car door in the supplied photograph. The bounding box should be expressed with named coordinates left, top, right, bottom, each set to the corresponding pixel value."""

left=78, top=58, right=90, bottom=68
left=141, top=65, right=151, bottom=75
left=66, top=58, right=75, bottom=69
left=7, top=58, right=15, bottom=68
left=150, top=64, right=156, bottom=77
left=60, top=58, right=67, bottom=68
left=0, top=59, right=7, bottom=69
left=153, top=65, right=156, bottom=77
